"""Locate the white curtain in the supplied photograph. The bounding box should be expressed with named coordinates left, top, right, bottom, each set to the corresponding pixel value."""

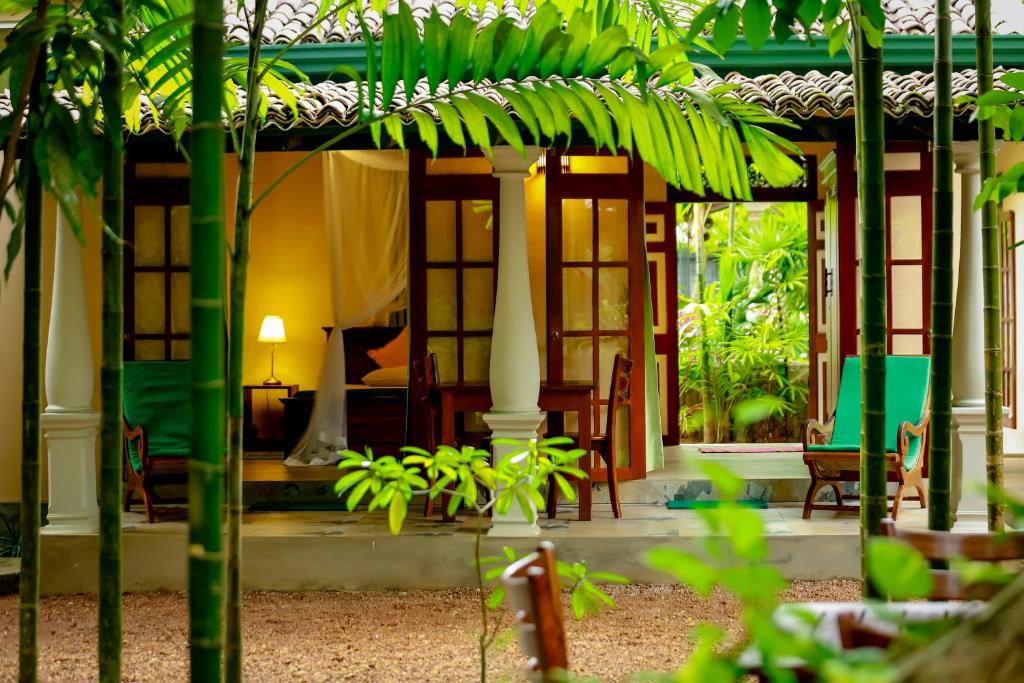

left=285, top=150, right=409, bottom=466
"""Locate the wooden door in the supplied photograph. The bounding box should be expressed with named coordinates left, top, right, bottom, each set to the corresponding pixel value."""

left=644, top=201, right=680, bottom=446
left=807, top=198, right=828, bottom=421
left=836, top=141, right=933, bottom=360
left=124, top=162, right=191, bottom=360
left=546, top=152, right=647, bottom=481
left=409, top=152, right=500, bottom=385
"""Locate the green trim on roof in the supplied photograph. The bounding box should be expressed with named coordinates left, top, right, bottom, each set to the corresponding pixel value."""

left=229, top=34, right=1024, bottom=84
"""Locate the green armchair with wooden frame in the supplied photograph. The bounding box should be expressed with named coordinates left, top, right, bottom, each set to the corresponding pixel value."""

left=802, top=355, right=930, bottom=520
left=122, top=361, right=192, bottom=522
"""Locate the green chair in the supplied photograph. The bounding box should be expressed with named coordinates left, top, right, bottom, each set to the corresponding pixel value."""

left=802, top=355, right=930, bottom=520
left=122, top=361, right=192, bottom=522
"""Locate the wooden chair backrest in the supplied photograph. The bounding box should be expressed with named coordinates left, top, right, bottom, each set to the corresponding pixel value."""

left=501, top=542, right=569, bottom=680
left=411, top=353, right=440, bottom=450
left=602, top=354, right=633, bottom=447
left=881, top=518, right=1024, bottom=600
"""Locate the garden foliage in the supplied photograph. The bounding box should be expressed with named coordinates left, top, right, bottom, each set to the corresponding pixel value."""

left=678, top=203, right=809, bottom=442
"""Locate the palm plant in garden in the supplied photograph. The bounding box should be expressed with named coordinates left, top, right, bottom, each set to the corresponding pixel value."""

left=680, top=203, right=809, bottom=442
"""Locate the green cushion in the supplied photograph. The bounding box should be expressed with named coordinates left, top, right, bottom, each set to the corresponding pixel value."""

left=806, top=356, right=929, bottom=471
left=123, top=361, right=193, bottom=472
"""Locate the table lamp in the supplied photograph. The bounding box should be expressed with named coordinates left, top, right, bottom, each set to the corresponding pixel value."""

left=258, top=315, right=286, bottom=385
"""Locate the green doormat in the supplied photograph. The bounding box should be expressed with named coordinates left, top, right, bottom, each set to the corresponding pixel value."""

left=666, top=499, right=768, bottom=510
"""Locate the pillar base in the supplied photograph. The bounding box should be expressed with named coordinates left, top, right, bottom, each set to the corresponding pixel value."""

left=484, top=411, right=545, bottom=537
left=950, top=405, right=1007, bottom=532
left=41, top=409, right=99, bottom=533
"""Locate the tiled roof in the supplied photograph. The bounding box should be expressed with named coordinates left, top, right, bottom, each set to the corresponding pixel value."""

left=22, top=67, right=994, bottom=137
left=224, top=0, right=1015, bottom=45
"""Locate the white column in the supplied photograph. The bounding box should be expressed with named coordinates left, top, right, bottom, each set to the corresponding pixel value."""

left=485, top=146, right=544, bottom=537
left=950, top=143, right=991, bottom=530
left=41, top=209, right=99, bottom=532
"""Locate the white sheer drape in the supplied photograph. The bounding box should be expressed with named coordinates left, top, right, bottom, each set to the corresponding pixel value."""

left=285, top=150, right=409, bottom=466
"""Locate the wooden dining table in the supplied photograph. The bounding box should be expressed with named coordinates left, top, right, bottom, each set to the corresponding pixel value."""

left=433, top=381, right=596, bottom=521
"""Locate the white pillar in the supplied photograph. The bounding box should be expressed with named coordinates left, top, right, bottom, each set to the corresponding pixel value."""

left=950, top=144, right=991, bottom=530
left=41, top=209, right=99, bottom=532
left=485, top=146, right=544, bottom=537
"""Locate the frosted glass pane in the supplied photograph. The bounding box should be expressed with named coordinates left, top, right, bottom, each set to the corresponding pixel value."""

left=890, top=196, right=922, bottom=260
left=891, top=334, right=923, bottom=355
left=134, top=206, right=164, bottom=266
left=615, top=405, right=630, bottom=467
left=426, top=269, right=457, bottom=330
left=170, top=273, right=190, bottom=334
left=598, top=268, right=629, bottom=330
left=567, top=156, right=628, bottom=174
left=427, top=337, right=457, bottom=382
left=170, top=206, right=190, bottom=265
left=135, top=340, right=164, bottom=360
left=563, top=337, right=594, bottom=381
left=135, top=272, right=164, bottom=334
left=891, top=265, right=923, bottom=328
left=462, top=201, right=493, bottom=261
left=463, top=268, right=494, bottom=331
left=562, top=199, right=593, bottom=261
left=426, top=201, right=456, bottom=262
left=562, top=267, right=593, bottom=331
left=599, top=336, right=629, bottom=398
left=171, top=339, right=190, bottom=360
left=464, top=337, right=491, bottom=382
left=598, top=200, right=628, bottom=261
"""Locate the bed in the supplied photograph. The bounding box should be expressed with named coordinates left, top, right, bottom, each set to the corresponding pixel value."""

left=280, top=326, right=409, bottom=458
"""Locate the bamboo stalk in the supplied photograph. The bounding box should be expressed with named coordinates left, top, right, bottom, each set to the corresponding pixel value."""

left=98, top=0, right=126, bottom=679
left=189, top=0, right=227, bottom=677
left=928, top=0, right=954, bottom=532
left=18, top=53, right=46, bottom=683
left=852, top=10, right=888, bottom=591
left=225, top=1, right=269, bottom=679
left=974, top=0, right=1005, bottom=532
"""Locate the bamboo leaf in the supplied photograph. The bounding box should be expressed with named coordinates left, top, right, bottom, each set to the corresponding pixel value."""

left=422, top=8, right=447, bottom=94
left=517, top=4, right=561, bottom=79
left=742, top=0, right=771, bottom=50
left=397, top=1, right=421, bottom=103
left=559, top=9, right=593, bottom=76
left=499, top=86, right=540, bottom=145
left=383, top=115, right=405, bottom=148
left=411, top=111, right=440, bottom=157
left=447, top=13, right=477, bottom=91
left=581, top=26, right=630, bottom=77
left=433, top=101, right=467, bottom=149
left=380, top=13, right=400, bottom=110
left=452, top=95, right=492, bottom=156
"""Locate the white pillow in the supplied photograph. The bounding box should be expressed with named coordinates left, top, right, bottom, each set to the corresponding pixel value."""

left=361, top=365, right=409, bottom=387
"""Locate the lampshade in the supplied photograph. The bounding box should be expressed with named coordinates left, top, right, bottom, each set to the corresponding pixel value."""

left=258, top=315, right=286, bottom=343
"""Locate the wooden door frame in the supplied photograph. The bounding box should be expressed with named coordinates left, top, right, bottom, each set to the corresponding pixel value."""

left=545, top=151, right=647, bottom=482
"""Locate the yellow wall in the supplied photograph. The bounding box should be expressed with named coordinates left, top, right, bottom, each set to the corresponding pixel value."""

left=997, top=142, right=1024, bottom=454
left=226, top=153, right=333, bottom=390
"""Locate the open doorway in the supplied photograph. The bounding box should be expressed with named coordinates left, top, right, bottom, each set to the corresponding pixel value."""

left=677, top=202, right=811, bottom=444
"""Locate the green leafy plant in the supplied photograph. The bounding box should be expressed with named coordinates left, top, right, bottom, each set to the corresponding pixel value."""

left=679, top=203, right=809, bottom=442
left=335, top=438, right=624, bottom=682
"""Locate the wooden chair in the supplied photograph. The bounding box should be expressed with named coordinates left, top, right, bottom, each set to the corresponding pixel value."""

left=802, top=355, right=930, bottom=520
left=501, top=541, right=569, bottom=681
left=122, top=361, right=192, bottom=523
left=880, top=518, right=1024, bottom=600
left=411, top=353, right=441, bottom=517
left=548, top=354, right=633, bottom=520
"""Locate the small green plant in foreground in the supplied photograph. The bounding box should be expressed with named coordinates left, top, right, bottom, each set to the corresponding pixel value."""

left=335, top=438, right=626, bottom=683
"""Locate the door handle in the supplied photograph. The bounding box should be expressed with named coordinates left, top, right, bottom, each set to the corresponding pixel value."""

left=824, top=268, right=834, bottom=297
left=551, top=330, right=561, bottom=341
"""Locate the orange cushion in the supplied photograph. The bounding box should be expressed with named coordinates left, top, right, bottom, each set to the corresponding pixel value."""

left=367, top=327, right=408, bottom=369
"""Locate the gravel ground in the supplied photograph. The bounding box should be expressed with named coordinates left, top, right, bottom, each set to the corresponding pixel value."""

left=0, top=582, right=858, bottom=682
